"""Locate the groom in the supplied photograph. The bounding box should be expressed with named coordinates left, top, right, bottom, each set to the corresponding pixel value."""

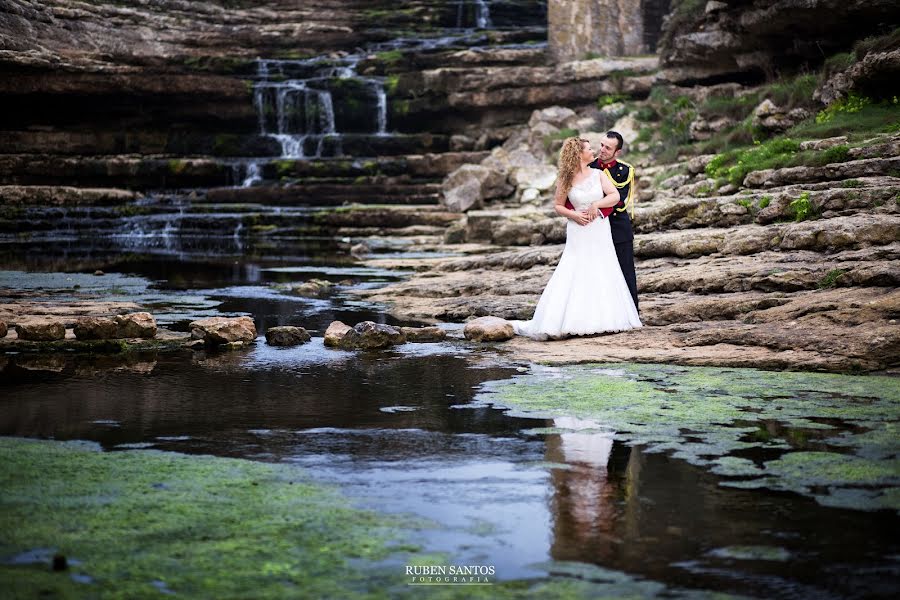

left=565, top=130, right=638, bottom=311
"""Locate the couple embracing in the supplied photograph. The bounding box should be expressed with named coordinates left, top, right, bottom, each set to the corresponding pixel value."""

left=512, top=132, right=641, bottom=340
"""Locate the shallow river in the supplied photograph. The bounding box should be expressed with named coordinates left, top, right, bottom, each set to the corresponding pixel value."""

left=2, top=239, right=898, bottom=599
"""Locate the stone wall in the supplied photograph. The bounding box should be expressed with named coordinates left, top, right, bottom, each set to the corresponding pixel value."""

left=547, top=0, right=671, bottom=62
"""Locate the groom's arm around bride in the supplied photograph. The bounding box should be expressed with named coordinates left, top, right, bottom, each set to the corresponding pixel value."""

left=564, top=131, right=639, bottom=311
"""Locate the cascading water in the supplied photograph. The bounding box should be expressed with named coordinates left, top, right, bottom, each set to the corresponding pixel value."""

left=251, top=57, right=386, bottom=160
left=457, top=0, right=492, bottom=29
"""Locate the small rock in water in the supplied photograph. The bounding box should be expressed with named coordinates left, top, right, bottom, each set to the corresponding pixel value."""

left=338, top=321, right=405, bottom=350
left=463, top=316, right=514, bottom=342
left=400, top=326, right=447, bottom=343
left=290, top=279, right=333, bottom=297
left=93, top=270, right=104, bottom=276
left=323, top=321, right=352, bottom=347
left=265, top=326, right=311, bottom=346
left=52, top=553, right=67, bottom=571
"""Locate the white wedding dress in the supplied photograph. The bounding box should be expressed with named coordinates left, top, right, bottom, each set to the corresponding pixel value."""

left=511, top=169, right=642, bottom=340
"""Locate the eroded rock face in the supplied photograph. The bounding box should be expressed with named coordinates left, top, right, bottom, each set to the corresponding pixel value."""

left=463, top=316, right=514, bottom=342
left=337, top=321, right=405, bottom=350
left=15, top=319, right=66, bottom=341
left=659, top=0, right=900, bottom=84
left=190, top=316, right=256, bottom=345
left=265, top=326, right=311, bottom=347
left=115, top=313, right=157, bottom=339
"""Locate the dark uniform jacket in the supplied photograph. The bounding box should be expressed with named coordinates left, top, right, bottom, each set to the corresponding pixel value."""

left=565, top=159, right=635, bottom=243
left=589, top=158, right=634, bottom=243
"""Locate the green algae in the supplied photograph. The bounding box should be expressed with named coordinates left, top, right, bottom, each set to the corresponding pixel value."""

left=477, top=364, right=900, bottom=513
left=0, top=437, right=419, bottom=599
left=0, top=438, right=754, bottom=600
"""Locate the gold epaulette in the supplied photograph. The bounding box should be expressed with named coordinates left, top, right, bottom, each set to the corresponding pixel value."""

left=602, top=161, right=635, bottom=218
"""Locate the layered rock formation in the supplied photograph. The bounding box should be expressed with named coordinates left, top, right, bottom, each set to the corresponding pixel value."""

left=658, top=0, right=900, bottom=84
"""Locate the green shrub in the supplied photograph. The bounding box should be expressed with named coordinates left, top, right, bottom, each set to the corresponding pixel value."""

left=816, top=93, right=871, bottom=124
left=597, top=94, right=628, bottom=108
left=818, top=268, right=848, bottom=289
left=822, top=144, right=850, bottom=164
left=789, top=191, right=816, bottom=222
left=842, top=179, right=862, bottom=188
left=705, top=137, right=801, bottom=186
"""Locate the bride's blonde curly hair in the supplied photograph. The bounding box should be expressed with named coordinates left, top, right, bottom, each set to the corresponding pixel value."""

left=556, top=137, right=590, bottom=196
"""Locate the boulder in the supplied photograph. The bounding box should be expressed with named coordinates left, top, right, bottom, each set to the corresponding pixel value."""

left=190, top=316, right=256, bottom=345
left=400, top=326, right=447, bottom=342
left=323, top=321, right=353, bottom=347
left=15, top=319, right=66, bottom=341
left=509, top=164, right=557, bottom=192
left=291, top=279, right=333, bottom=297
left=73, top=317, right=119, bottom=340
left=0, top=320, right=7, bottom=338
left=463, top=316, right=514, bottom=342
left=528, top=106, right=577, bottom=129
left=687, top=154, right=717, bottom=175
left=338, top=321, right=406, bottom=350
left=752, top=99, right=811, bottom=133
left=115, top=312, right=157, bottom=338
left=265, top=326, right=311, bottom=347
left=441, top=164, right=512, bottom=213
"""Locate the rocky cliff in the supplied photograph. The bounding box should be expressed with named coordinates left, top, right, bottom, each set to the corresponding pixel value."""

left=658, top=0, right=900, bottom=84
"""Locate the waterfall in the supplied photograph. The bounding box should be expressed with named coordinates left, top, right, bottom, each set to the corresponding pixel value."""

left=241, top=162, right=261, bottom=187
left=456, top=0, right=492, bottom=29
left=474, top=0, right=492, bottom=29
left=250, top=57, right=387, bottom=162
left=373, top=84, right=387, bottom=135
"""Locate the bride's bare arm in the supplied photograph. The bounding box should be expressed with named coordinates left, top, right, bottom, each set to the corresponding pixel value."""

left=554, top=180, right=590, bottom=225
left=591, top=170, right=621, bottom=210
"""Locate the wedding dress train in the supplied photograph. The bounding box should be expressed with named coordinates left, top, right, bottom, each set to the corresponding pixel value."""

left=511, top=169, right=642, bottom=340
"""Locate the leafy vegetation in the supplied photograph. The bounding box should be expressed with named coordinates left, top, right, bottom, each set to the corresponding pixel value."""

left=819, top=268, right=848, bottom=289
left=789, top=191, right=816, bottom=222
left=705, top=138, right=800, bottom=186
left=597, top=93, right=628, bottom=108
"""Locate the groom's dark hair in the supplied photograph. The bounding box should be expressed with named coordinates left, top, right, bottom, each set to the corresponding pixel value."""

left=606, top=131, right=624, bottom=151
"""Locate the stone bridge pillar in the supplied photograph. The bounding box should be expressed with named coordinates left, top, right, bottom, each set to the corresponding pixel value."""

left=548, top=0, right=672, bottom=63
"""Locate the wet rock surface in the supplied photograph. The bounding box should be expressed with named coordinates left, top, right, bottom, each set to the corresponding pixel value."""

left=337, top=321, right=406, bottom=350
left=265, top=326, right=311, bottom=347
left=190, top=316, right=257, bottom=345
left=355, top=125, right=900, bottom=373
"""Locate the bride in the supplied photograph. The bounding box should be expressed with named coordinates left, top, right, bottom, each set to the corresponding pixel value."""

left=512, top=137, right=642, bottom=339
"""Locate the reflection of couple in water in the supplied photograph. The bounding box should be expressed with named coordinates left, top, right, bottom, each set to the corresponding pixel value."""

left=512, top=132, right=641, bottom=340
left=546, top=417, right=642, bottom=564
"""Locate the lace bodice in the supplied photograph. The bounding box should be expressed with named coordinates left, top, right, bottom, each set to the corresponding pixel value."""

left=568, top=169, right=605, bottom=211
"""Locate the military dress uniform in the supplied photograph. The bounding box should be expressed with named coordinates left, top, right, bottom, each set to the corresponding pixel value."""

left=565, top=158, right=639, bottom=311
